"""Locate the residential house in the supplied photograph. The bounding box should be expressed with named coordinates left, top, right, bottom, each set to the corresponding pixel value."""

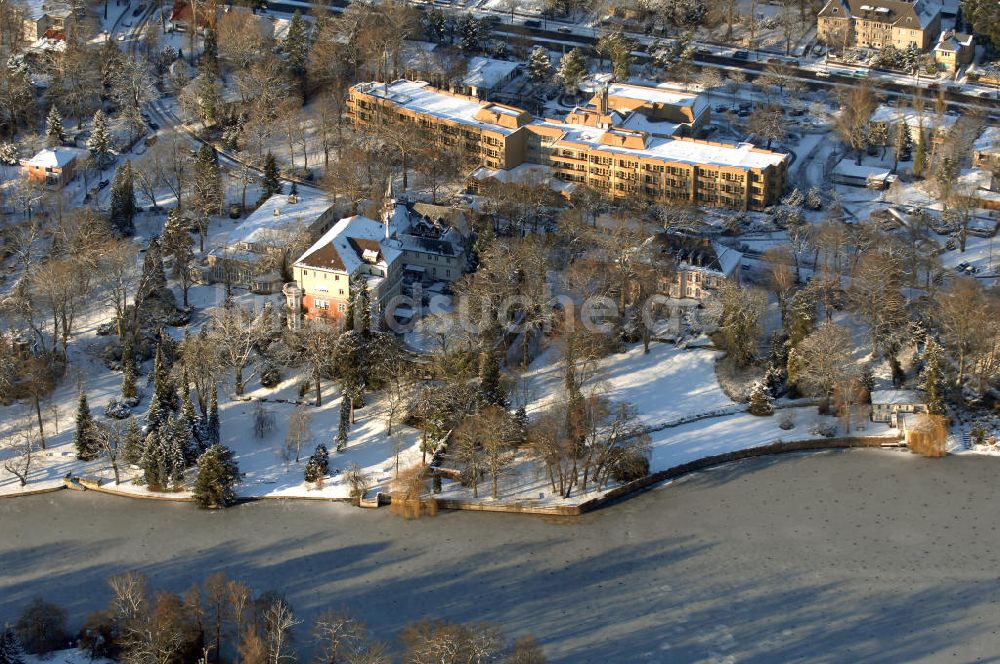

left=933, top=30, right=974, bottom=72
left=169, top=0, right=219, bottom=32
left=284, top=200, right=466, bottom=330
left=20, top=0, right=73, bottom=42
left=653, top=232, right=743, bottom=300
left=817, top=0, right=941, bottom=52
left=349, top=80, right=787, bottom=210
left=871, top=389, right=928, bottom=426
left=206, top=191, right=338, bottom=294
left=869, top=103, right=958, bottom=145
left=21, top=147, right=85, bottom=187
left=283, top=214, right=403, bottom=330
left=973, top=126, right=1000, bottom=170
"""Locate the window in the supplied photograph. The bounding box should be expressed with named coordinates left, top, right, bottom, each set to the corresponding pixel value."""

left=338, top=303, right=347, bottom=312
left=314, top=299, right=329, bottom=309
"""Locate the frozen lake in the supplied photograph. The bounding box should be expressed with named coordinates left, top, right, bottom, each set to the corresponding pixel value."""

left=2, top=448, right=999, bottom=662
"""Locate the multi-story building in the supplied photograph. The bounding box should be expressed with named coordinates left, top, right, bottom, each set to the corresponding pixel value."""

left=348, top=80, right=787, bottom=210
left=973, top=126, right=1000, bottom=170
left=206, top=191, right=338, bottom=294
left=817, top=0, right=941, bottom=52
left=653, top=233, right=743, bottom=300
left=283, top=201, right=465, bottom=330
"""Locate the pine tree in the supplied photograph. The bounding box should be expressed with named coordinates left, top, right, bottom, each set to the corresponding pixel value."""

left=181, top=385, right=203, bottom=459
left=206, top=386, right=220, bottom=445
left=193, top=444, right=240, bottom=508
left=284, top=11, right=309, bottom=78
left=122, top=419, right=144, bottom=465
left=0, top=625, right=25, bottom=664
left=44, top=105, right=66, bottom=147
left=922, top=337, right=946, bottom=415
left=164, top=415, right=189, bottom=489
left=109, top=160, right=137, bottom=236
left=303, top=443, right=329, bottom=483
left=345, top=273, right=372, bottom=335
left=140, top=430, right=169, bottom=491
left=260, top=152, right=282, bottom=202
left=748, top=381, right=774, bottom=416
left=121, top=338, right=138, bottom=401
left=0, top=142, right=17, bottom=165
left=196, top=68, right=222, bottom=125
left=161, top=209, right=195, bottom=306
left=527, top=46, right=552, bottom=84
left=87, top=109, right=113, bottom=169
left=192, top=144, right=222, bottom=251
left=146, top=346, right=177, bottom=435
left=557, top=48, right=588, bottom=95
left=136, top=235, right=172, bottom=308
left=335, top=396, right=350, bottom=452
left=202, top=27, right=219, bottom=76
left=477, top=350, right=507, bottom=409
left=74, top=390, right=100, bottom=460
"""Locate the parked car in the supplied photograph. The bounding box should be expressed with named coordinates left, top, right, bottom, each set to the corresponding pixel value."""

left=97, top=179, right=110, bottom=190
left=927, top=82, right=939, bottom=89
left=524, top=19, right=541, bottom=27
left=714, top=104, right=728, bottom=112
left=556, top=26, right=571, bottom=33
left=733, top=50, right=749, bottom=60
left=815, top=71, right=831, bottom=78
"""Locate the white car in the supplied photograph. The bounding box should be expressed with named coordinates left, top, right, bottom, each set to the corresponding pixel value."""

left=117, top=33, right=126, bottom=41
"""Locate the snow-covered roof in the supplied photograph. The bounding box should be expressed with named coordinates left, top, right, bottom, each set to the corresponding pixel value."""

left=469, top=163, right=578, bottom=194
left=544, top=120, right=787, bottom=170
left=22, top=147, right=84, bottom=169
left=833, top=159, right=892, bottom=180
left=606, top=82, right=700, bottom=109
left=870, top=104, right=959, bottom=131
left=354, top=80, right=523, bottom=136
left=974, top=126, right=1000, bottom=154
left=871, top=389, right=924, bottom=406
left=934, top=30, right=973, bottom=52
left=223, top=191, right=334, bottom=253
left=294, top=214, right=402, bottom=281
left=21, top=0, right=71, bottom=21
left=462, top=56, right=520, bottom=90
left=619, top=112, right=684, bottom=137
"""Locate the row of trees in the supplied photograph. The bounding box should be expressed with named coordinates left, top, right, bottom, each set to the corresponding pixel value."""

left=3, top=571, right=547, bottom=663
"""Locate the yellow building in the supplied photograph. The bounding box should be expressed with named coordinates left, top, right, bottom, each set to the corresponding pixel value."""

left=348, top=81, right=787, bottom=211
left=933, top=30, right=974, bottom=72
left=817, top=0, right=941, bottom=52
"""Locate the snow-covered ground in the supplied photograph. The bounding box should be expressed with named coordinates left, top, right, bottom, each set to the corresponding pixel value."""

left=24, top=650, right=113, bottom=664
left=520, top=341, right=734, bottom=428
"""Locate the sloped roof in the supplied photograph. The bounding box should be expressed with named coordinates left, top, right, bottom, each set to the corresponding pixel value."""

left=22, top=147, right=84, bottom=169
left=294, top=215, right=402, bottom=277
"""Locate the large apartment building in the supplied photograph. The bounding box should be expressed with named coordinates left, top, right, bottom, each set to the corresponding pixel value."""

left=348, top=80, right=787, bottom=211
left=817, top=0, right=941, bottom=51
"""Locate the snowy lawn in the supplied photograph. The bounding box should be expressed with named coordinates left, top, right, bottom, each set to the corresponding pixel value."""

left=521, top=340, right=735, bottom=429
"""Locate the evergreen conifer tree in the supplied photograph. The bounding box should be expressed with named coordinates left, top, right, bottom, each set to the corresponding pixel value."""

left=0, top=625, right=25, bottom=664
left=477, top=349, right=507, bottom=409
left=180, top=385, right=203, bottom=459
left=74, top=390, right=100, bottom=460
left=557, top=48, right=588, bottom=95
left=122, top=419, right=144, bottom=465
left=922, top=337, right=946, bottom=415
left=136, top=235, right=171, bottom=307
left=527, top=46, right=552, bottom=84
left=303, top=444, right=329, bottom=483
left=140, top=430, right=169, bottom=491
left=285, top=11, right=309, bottom=78
left=193, top=444, right=240, bottom=507
left=121, top=339, right=138, bottom=401
left=202, top=27, right=219, bottom=76
left=44, top=106, right=66, bottom=147
left=260, top=152, right=282, bottom=202
left=87, top=109, right=113, bottom=169
left=109, top=160, right=137, bottom=236
left=206, top=386, right=220, bottom=445
left=164, top=416, right=189, bottom=489
left=335, top=397, right=350, bottom=452
left=748, top=381, right=774, bottom=416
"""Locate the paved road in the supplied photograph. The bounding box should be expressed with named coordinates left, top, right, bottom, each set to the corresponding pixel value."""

left=3, top=449, right=1000, bottom=662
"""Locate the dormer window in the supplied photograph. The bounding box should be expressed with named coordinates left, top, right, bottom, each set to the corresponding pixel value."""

left=362, top=248, right=380, bottom=264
